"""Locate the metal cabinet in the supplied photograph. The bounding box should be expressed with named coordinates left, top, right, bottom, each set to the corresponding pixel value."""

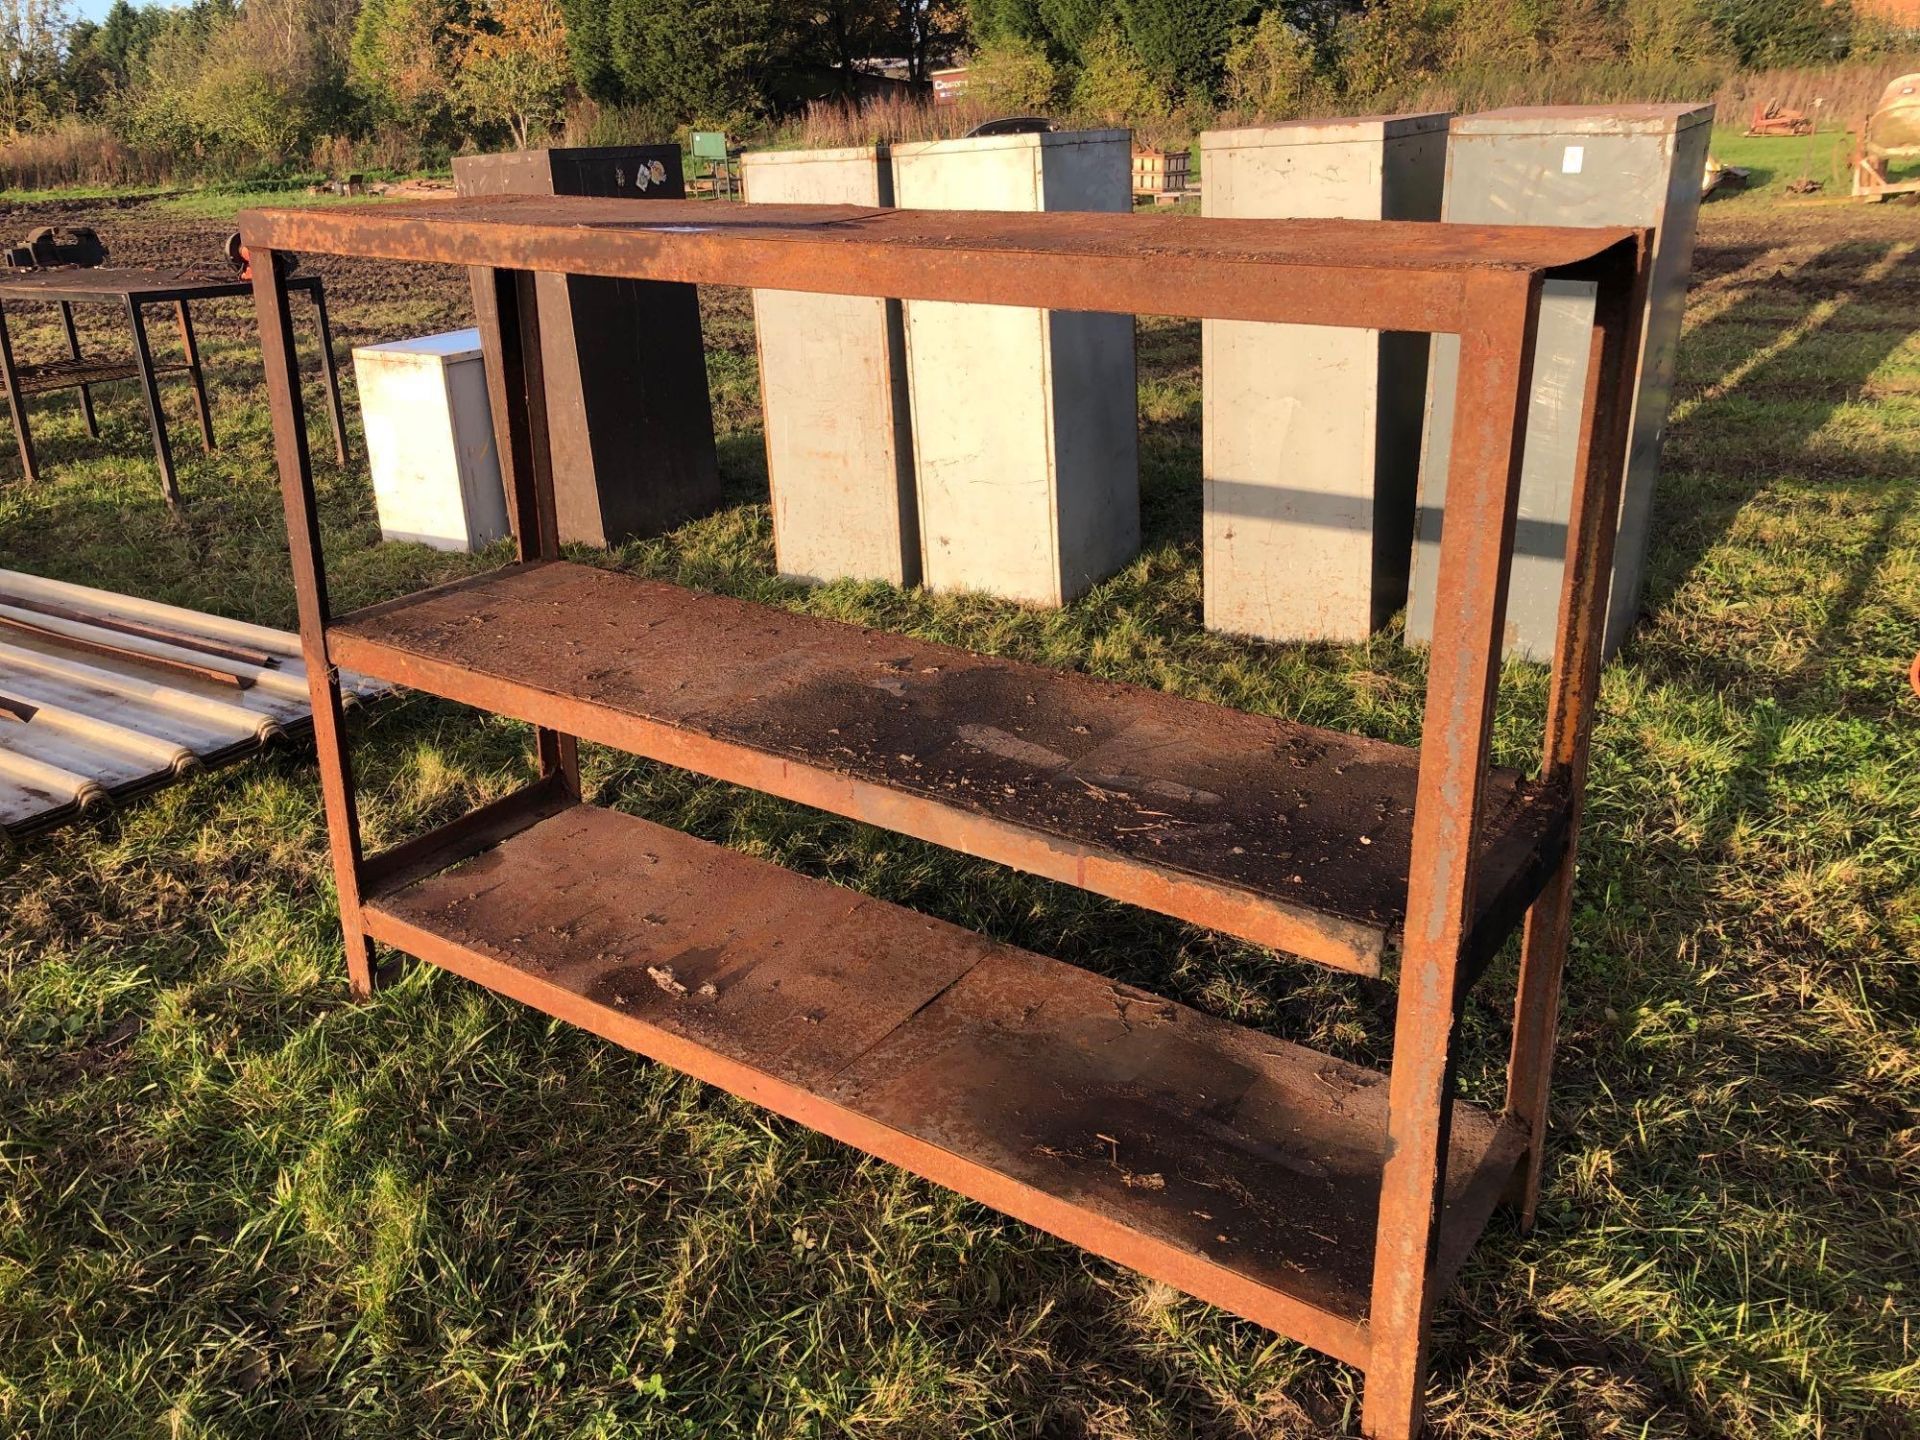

left=1200, top=114, right=1448, bottom=642
left=453, top=145, right=720, bottom=548
left=1409, top=104, right=1712, bottom=661
left=354, top=328, right=507, bottom=553
left=742, top=146, right=918, bottom=586
left=891, top=130, right=1139, bottom=607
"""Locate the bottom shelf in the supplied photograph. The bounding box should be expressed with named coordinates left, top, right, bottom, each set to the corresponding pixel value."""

left=361, top=799, right=1526, bottom=1370
left=13, top=356, right=192, bottom=395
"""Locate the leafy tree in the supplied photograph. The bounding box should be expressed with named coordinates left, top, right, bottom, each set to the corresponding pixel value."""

left=1714, top=0, right=1848, bottom=65
left=1072, top=22, right=1165, bottom=118
left=1445, top=0, right=1551, bottom=70
left=1335, top=0, right=1447, bottom=100
left=351, top=0, right=468, bottom=137
left=1621, top=0, right=1729, bottom=64
left=456, top=0, right=572, bottom=146
left=968, top=0, right=1045, bottom=46
left=592, top=0, right=785, bottom=123
left=556, top=0, right=616, bottom=99
left=781, top=0, right=967, bottom=93
left=787, top=0, right=905, bottom=98
left=0, top=0, right=71, bottom=133
left=1223, top=9, right=1328, bottom=116
left=61, top=0, right=167, bottom=114
left=117, top=0, right=350, bottom=166
left=966, top=30, right=1058, bottom=109
left=1114, top=0, right=1260, bottom=103
left=1033, top=0, right=1104, bottom=62
left=900, top=0, right=967, bottom=83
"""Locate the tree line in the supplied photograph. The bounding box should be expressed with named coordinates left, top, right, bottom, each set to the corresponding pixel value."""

left=0, top=0, right=1909, bottom=178
left=971, top=0, right=1910, bottom=118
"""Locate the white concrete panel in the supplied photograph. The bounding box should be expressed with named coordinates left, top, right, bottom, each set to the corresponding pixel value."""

left=742, top=146, right=918, bottom=586
left=355, top=328, right=509, bottom=554
left=1200, top=115, right=1448, bottom=643
left=892, top=130, right=1139, bottom=607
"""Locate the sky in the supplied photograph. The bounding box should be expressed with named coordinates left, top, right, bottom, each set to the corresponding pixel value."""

left=70, top=0, right=185, bottom=27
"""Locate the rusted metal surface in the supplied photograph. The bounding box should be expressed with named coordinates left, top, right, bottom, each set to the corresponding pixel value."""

left=1504, top=236, right=1650, bottom=1227
left=248, top=198, right=1647, bottom=1440
left=0, top=268, right=276, bottom=303
left=238, top=197, right=1637, bottom=335
left=1364, top=272, right=1541, bottom=1440
left=1746, top=100, right=1813, bottom=136
left=3, top=224, right=108, bottom=270
left=455, top=149, right=720, bottom=548
left=365, top=799, right=1525, bottom=1371
left=251, top=251, right=379, bottom=995
left=0, top=590, right=276, bottom=667
left=359, top=772, right=575, bottom=895
left=0, top=610, right=242, bottom=688
left=485, top=267, right=581, bottom=796
left=0, top=268, right=345, bottom=501
left=329, top=558, right=1569, bottom=975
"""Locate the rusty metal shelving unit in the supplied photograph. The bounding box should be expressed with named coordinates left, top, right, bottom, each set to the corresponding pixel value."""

left=240, top=197, right=1646, bottom=1440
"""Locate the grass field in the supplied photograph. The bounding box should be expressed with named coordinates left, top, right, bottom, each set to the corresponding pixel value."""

left=1, top=136, right=1917, bottom=1439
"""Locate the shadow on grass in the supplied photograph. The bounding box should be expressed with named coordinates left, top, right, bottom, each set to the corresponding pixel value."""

left=1634, top=236, right=1919, bottom=682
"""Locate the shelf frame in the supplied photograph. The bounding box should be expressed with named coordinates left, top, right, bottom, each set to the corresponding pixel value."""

left=242, top=197, right=1648, bottom=1440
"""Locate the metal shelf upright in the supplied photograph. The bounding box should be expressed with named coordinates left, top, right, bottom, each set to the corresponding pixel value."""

left=241, top=196, right=1646, bottom=1440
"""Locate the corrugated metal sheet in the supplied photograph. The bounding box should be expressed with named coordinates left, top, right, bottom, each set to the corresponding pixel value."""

left=0, top=568, right=387, bottom=839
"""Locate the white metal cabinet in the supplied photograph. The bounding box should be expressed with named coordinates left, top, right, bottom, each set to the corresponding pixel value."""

left=742, top=145, right=918, bottom=586
left=354, top=328, right=508, bottom=553
left=891, top=130, right=1139, bottom=607
left=1200, top=114, right=1448, bottom=642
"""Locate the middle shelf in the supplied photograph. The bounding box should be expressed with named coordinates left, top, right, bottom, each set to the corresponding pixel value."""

left=330, top=559, right=1569, bottom=977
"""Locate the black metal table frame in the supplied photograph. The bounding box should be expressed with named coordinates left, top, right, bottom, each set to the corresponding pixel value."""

left=0, top=271, right=347, bottom=508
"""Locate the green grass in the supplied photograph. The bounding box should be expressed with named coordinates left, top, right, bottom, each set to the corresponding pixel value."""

left=0, top=182, right=176, bottom=205
left=1706, top=123, right=1920, bottom=199
left=156, top=188, right=410, bottom=223
left=1, top=183, right=1917, bottom=1439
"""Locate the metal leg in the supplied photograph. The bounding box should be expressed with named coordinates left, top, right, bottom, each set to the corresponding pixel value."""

left=1362, top=274, right=1542, bottom=1440
left=0, top=301, right=38, bottom=484
left=489, top=266, right=581, bottom=796
left=251, top=248, right=378, bottom=996
left=307, top=282, right=349, bottom=466
left=125, top=298, right=179, bottom=508
left=1504, top=242, right=1649, bottom=1230
left=60, top=301, right=98, bottom=437
left=176, top=300, right=215, bottom=451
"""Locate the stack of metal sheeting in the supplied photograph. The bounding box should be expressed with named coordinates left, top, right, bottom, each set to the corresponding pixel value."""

left=0, top=569, right=387, bottom=839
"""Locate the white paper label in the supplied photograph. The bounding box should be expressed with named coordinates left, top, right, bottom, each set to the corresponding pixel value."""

left=1562, top=145, right=1585, bottom=174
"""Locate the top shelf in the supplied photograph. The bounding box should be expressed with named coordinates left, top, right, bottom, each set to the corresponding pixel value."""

left=236, top=196, right=1641, bottom=332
